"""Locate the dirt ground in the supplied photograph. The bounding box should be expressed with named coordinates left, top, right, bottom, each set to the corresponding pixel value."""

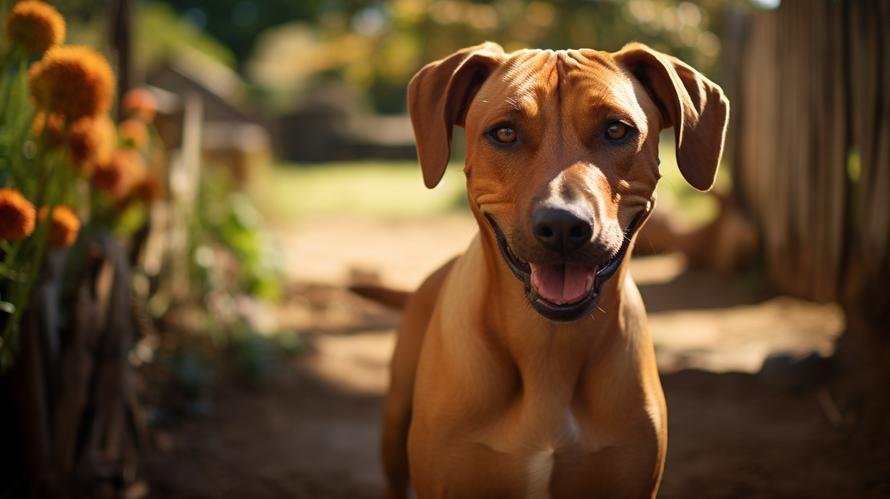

left=142, top=215, right=890, bottom=499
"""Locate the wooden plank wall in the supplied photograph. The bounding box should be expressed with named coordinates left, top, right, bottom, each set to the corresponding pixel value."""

left=730, top=0, right=889, bottom=310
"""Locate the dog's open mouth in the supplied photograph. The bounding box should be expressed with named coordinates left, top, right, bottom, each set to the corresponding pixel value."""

left=484, top=212, right=644, bottom=322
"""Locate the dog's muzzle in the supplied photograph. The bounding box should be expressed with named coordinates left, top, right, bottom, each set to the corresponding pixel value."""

left=484, top=212, right=645, bottom=322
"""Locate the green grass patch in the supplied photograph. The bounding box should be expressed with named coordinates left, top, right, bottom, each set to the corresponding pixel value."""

left=252, top=136, right=725, bottom=224
left=654, top=135, right=725, bottom=226
left=251, top=161, right=467, bottom=220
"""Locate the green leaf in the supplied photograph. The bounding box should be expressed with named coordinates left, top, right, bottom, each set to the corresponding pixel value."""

left=0, top=301, right=14, bottom=314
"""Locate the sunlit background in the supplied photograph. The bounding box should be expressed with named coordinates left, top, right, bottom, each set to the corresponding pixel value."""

left=1, top=0, right=888, bottom=498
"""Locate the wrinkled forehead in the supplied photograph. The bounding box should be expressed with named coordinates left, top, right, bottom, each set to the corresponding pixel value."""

left=471, top=49, right=646, bottom=123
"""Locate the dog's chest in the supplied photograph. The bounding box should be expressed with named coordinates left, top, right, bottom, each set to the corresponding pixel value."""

left=439, top=425, right=651, bottom=499
left=448, top=389, right=658, bottom=498
left=526, top=447, right=556, bottom=499
left=479, top=407, right=616, bottom=496
left=410, top=351, right=663, bottom=497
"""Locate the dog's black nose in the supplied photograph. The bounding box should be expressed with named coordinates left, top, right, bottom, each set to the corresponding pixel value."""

left=532, top=207, right=593, bottom=254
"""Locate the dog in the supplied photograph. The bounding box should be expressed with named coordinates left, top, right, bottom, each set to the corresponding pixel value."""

left=374, top=42, right=729, bottom=499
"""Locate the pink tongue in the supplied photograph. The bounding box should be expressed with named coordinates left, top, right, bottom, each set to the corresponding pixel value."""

left=529, top=263, right=596, bottom=305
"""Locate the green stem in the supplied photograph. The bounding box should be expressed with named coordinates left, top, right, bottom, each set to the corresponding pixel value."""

left=0, top=215, right=50, bottom=370
left=0, top=138, right=62, bottom=368
left=0, top=48, right=24, bottom=129
left=1, top=238, right=21, bottom=269
left=7, top=107, right=36, bottom=189
left=30, top=118, right=63, bottom=208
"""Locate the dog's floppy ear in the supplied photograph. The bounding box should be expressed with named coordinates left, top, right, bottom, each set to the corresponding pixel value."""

left=408, top=42, right=504, bottom=188
left=614, top=43, right=729, bottom=191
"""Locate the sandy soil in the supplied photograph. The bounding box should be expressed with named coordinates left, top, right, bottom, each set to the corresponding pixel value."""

left=142, top=215, right=890, bottom=499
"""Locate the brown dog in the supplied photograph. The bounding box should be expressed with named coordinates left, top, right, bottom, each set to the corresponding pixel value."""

left=381, top=42, right=728, bottom=499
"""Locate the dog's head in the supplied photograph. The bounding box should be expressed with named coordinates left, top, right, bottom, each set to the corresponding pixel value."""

left=408, top=42, right=729, bottom=321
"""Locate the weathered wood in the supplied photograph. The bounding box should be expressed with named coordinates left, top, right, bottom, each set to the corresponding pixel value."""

left=730, top=0, right=890, bottom=441
left=732, top=0, right=888, bottom=304
left=2, top=232, right=152, bottom=497
left=53, top=253, right=105, bottom=476
left=81, top=235, right=138, bottom=490
left=14, top=309, right=57, bottom=497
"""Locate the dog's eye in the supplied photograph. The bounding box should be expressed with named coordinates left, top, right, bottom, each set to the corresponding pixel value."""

left=491, top=126, right=517, bottom=144
left=605, top=121, right=631, bottom=141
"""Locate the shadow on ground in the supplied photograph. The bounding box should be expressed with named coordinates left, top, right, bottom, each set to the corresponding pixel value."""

left=141, top=251, right=889, bottom=498
left=637, top=266, right=773, bottom=313
left=142, top=358, right=890, bottom=499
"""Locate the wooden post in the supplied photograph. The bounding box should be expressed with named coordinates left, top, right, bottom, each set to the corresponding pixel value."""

left=727, top=0, right=890, bottom=441
left=109, top=0, right=134, bottom=114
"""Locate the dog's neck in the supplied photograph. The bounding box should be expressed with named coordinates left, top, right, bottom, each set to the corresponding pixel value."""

left=472, top=211, right=636, bottom=375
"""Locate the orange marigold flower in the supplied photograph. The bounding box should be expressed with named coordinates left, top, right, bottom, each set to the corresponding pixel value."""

left=130, top=174, right=163, bottom=203
left=117, top=173, right=163, bottom=211
left=68, top=114, right=115, bottom=171
left=29, top=46, right=115, bottom=120
left=0, top=188, right=37, bottom=241
left=121, top=88, right=156, bottom=122
left=91, top=149, right=144, bottom=199
left=90, top=163, right=124, bottom=197
left=5, top=1, right=65, bottom=56
left=32, top=111, right=65, bottom=147
left=118, top=118, right=148, bottom=149
left=38, top=205, right=80, bottom=248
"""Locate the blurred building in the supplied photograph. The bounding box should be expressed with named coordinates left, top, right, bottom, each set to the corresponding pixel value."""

left=147, top=53, right=271, bottom=181
left=274, top=81, right=416, bottom=162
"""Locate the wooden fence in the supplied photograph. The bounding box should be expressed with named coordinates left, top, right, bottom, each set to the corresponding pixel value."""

left=726, top=0, right=889, bottom=438
left=727, top=0, right=889, bottom=313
